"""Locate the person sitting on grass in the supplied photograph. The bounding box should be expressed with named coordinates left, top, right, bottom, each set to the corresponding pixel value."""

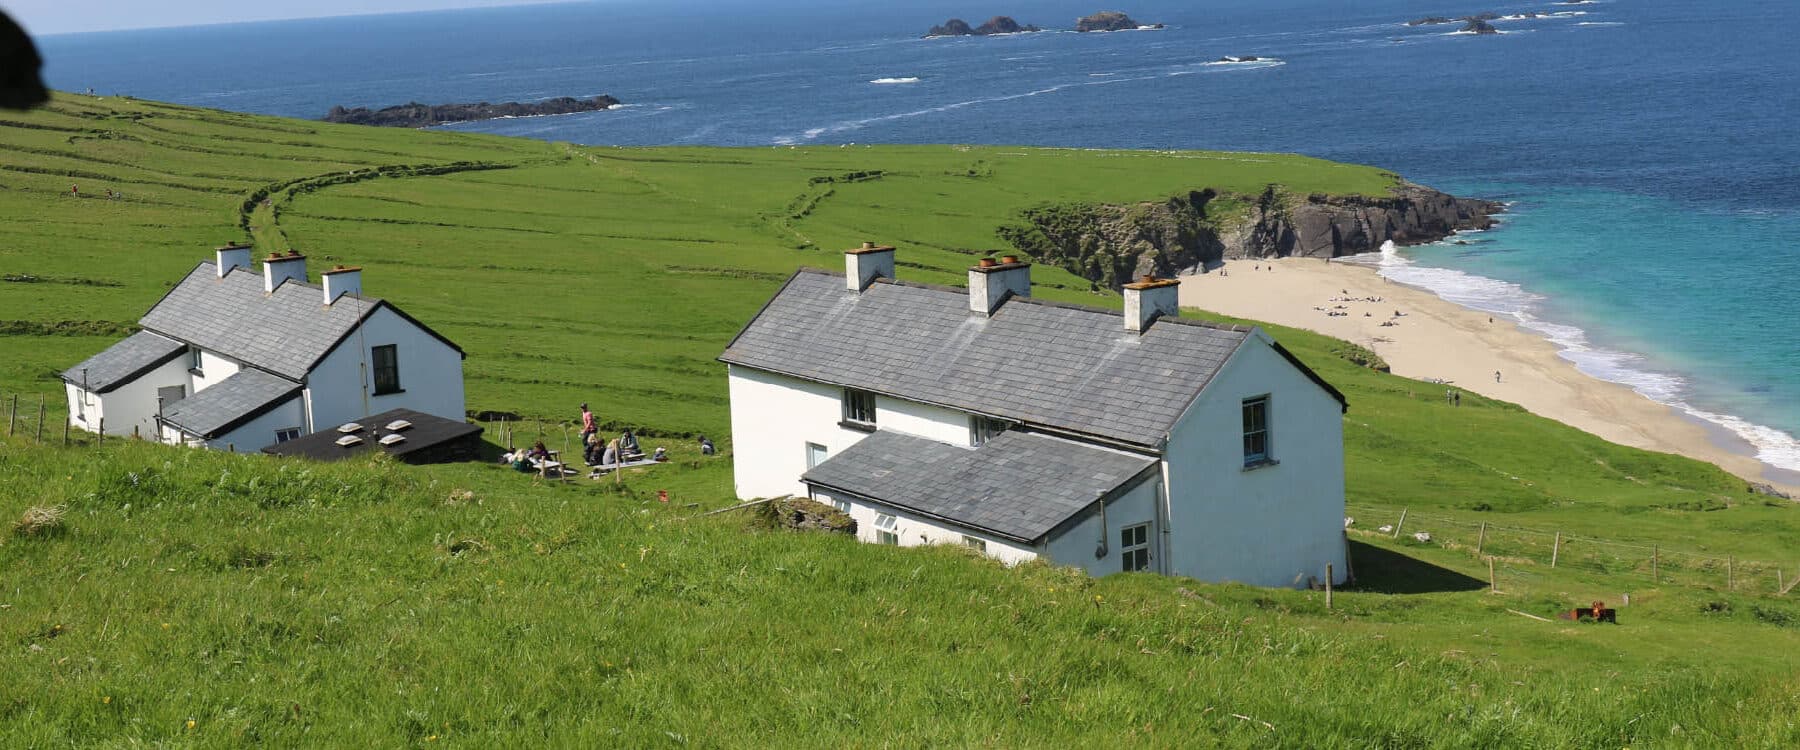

left=620, top=428, right=641, bottom=458
left=699, top=435, right=715, bottom=456
left=583, top=431, right=603, bottom=465
left=601, top=437, right=620, bottom=468
left=652, top=446, right=667, bottom=462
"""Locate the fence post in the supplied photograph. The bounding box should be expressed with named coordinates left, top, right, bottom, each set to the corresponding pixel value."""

left=1651, top=546, right=1658, bottom=583
left=1394, top=508, right=1408, bottom=539
left=1728, top=556, right=1734, bottom=591
left=1780, top=569, right=1785, bottom=593
left=36, top=394, right=45, bottom=441
left=62, top=415, right=69, bottom=446
left=98, top=417, right=104, bottom=445
left=7, top=393, right=14, bottom=435
left=1551, top=532, right=1561, bottom=568
left=1476, top=522, right=1487, bottom=554
left=1488, top=557, right=1497, bottom=593
left=1325, top=563, right=1333, bottom=610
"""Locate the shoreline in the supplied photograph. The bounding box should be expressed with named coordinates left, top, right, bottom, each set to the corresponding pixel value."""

left=1178, top=256, right=1800, bottom=497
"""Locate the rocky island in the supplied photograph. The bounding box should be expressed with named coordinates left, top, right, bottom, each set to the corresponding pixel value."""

left=1075, top=11, right=1161, bottom=32
left=924, top=16, right=1040, bottom=37
left=1460, top=18, right=1499, bottom=34
left=322, top=95, right=621, bottom=128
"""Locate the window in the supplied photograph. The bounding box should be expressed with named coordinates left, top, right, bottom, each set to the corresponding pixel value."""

left=968, top=415, right=1009, bottom=447
left=962, top=535, right=987, bottom=553
left=806, top=442, right=828, bottom=469
left=1242, top=396, right=1270, bottom=465
left=156, top=385, right=186, bottom=409
left=875, top=514, right=899, bottom=545
left=1121, top=523, right=1152, bottom=572
left=841, top=389, right=876, bottom=429
left=371, top=344, right=401, bottom=395
left=187, top=346, right=203, bottom=374
left=274, top=427, right=301, bottom=443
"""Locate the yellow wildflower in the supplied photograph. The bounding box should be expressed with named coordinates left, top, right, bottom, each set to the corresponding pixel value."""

left=102, top=696, right=111, bottom=704
left=185, top=719, right=196, bottom=730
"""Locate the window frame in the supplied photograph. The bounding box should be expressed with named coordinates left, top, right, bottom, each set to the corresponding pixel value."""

left=961, top=535, right=987, bottom=554
left=806, top=442, right=829, bottom=469
left=1120, top=522, right=1152, bottom=572
left=875, top=513, right=899, bottom=545
left=187, top=345, right=204, bottom=375
left=1242, top=395, right=1272, bottom=467
left=371, top=344, right=402, bottom=396
left=274, top=427, right=302, bottom=444
left=840, top=388, right=876, bottom=430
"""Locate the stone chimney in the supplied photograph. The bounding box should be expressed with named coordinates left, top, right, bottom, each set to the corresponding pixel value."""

left=263, top=250, right=306, bottom=292
left=321, top=264, right=362, bottom=305
left=844, top=242, right=895, bottom=292
left=215, top=241, right=252, bottom=278
left=968, top=255, right=1030, bottom=316
left=1122, top=274, right=1180, bottom=332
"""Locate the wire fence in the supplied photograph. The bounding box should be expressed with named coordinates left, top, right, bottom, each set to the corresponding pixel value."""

left=1348, top=503, right=1800, bottom=597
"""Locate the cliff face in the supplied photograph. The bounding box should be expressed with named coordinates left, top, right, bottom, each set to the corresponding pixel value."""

left=998, top=183, right=1502, bottom=288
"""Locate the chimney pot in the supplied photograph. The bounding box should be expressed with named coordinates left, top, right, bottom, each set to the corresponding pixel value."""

left=968, top=258, right=1031, bottom=316
left=1001, top=255, right=1019, bottom=264
left=215, top=243, right=253, bottom=278
left=844, top=242, right=896, bottom=292
left=262, top=250, right=307, bottom=292
left=1122, top=276, right=1181, bottom=332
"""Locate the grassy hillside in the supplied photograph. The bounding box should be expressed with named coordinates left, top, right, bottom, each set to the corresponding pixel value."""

left=5, top=94, right=1800, bottom=744
left=6, top=434, right=1800, bottom=747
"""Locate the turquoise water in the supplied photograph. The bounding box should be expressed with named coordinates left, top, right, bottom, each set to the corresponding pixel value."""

left=32, top=0, right=1800, bottom=472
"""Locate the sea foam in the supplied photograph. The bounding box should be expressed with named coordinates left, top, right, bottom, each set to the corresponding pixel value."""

left=869, top=77, right=920, bottom=84
left=1360, top=240, right=1800, bottom=472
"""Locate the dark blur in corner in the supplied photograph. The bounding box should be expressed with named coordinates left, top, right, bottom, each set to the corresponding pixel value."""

left=2, top=10, right=49, bottom=110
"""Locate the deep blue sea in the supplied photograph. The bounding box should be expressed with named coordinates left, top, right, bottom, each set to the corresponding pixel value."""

left=35, top=0, right=1800, bottom=475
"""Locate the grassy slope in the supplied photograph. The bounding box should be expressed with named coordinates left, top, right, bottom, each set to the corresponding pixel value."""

left=4, top=94, right=1800, bottom=745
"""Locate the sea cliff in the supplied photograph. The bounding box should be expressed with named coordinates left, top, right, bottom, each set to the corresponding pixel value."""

left=999, top=183, right=1501, bottom=288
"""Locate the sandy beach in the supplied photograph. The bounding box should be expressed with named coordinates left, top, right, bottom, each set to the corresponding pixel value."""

left=1179, top=257, right=1800, bottom=496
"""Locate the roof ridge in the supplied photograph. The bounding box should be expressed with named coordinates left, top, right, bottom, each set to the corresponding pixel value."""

left=799, top=265, right=1252, bottom=333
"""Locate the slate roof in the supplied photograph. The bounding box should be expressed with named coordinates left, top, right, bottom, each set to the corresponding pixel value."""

left=160, top=368, right=301, bottom=439
left=803, top=430, right=1158, bottom=543
left=137, top=262, right=462, bottom=381
left=60, top=331, right=185, bottom=393
left=262, top=408, right=483, bottom=463
left=720, top=269, right=1254, bottom=449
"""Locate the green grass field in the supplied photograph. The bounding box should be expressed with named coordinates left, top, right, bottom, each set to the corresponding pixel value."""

left=5, top=93, right=1800, bottom=746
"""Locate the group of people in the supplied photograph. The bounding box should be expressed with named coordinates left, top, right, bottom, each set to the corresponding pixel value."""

left=499, top=404, right=718, bottom=476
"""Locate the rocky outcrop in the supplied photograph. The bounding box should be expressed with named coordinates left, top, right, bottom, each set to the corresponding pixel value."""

left=1075, top=11, right=1159, bottom=32
left=997, top=183, right=1502, bottom=289
left=1461, top=18, right=1499, bottom=34
left=322, top=95, right=621, bottom=128
left=926, top=16, right=1040, bottom=37
left=1408, top=16, right=1454, bottom=26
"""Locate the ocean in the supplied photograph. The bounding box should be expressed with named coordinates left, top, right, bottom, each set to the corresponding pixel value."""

left=34, top=0, right=1800, bottom=475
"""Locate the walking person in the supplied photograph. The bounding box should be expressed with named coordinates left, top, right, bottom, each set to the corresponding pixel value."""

left=579, top=403, right=596, bottom=445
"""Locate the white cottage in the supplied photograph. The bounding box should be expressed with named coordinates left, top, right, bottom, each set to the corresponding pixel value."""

left=719, top=244, right=1349, bottom=587
left=61, top=245, right=466, bottom=452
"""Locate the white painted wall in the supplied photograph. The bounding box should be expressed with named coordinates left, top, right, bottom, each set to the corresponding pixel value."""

left=877, top=395, right=974, bottom=445
left=728, top=365, right=868, bottom=499
left=809, top=489, right=1040, bottom=566
left=189, top=349, right=240, bottom=392
left=1162, top=335, right=1346, bottom=587
left=205, top=397, right=305, bottom=453
left=66, top=356, right=191, bottom=438
left=305, top=305, right=465, bottom=433
left=1042, top=478, right=1162, bottom=577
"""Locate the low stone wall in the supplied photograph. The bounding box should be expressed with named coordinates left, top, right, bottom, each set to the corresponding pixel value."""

left=759, top=497, right=857, bottom=535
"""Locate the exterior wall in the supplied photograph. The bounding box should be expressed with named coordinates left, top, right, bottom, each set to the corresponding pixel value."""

left=876, top=396, right=973, bottom=445
left=66, top=356, right=191, bottom=438
left=204, top=397, right=305, bottom=453
left=189, top=349, right=240, bottom=393
left=304, top=305, right=465, bottom=434
left=1041, top=477, right=1162, bottom=576
left=726, top=366, right=983, bottom=499
left=808, top=488, right=1039, bottom=566
left=728, top=365, right=866, bottom=499
left=1162, top=337, right=1347, bottom=587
